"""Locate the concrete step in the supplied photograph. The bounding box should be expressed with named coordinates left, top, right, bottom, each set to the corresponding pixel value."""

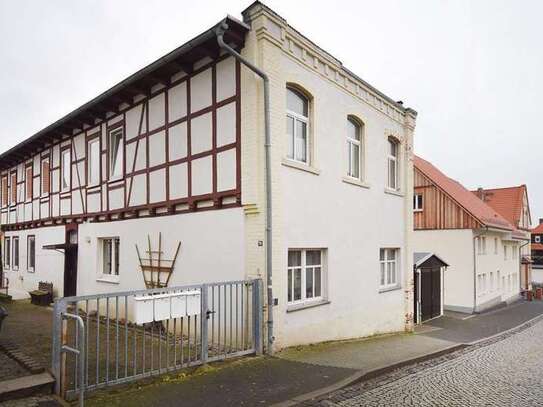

left=0, top=372, right=55, bottom=402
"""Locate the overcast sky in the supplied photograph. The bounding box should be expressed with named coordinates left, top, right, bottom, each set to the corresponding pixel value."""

left=1, top=0, right=542, bottom=222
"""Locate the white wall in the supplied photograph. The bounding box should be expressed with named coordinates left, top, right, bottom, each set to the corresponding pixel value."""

left=474, top=231, right=521, bottom=310
left=413, top=229, right=474, bottom=313
left=76, top=208, right=245, bottom=297
left=257, top=35, right=413, bottom=348
left=3, top=226, right=65, bottom=298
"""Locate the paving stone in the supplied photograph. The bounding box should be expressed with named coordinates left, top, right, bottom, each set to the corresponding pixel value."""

left=300, top=316, right=543, bottom=406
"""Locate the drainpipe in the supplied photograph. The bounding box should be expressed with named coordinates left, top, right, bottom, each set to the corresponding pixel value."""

left=473, top=228, right=487, bottom=313
left=215, top=22, right=274, bottom=354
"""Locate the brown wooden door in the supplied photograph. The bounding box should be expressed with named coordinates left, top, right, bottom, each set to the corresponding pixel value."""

left=63, top=225, right=78, bottom=297
left=420, top=267, right=441, bottom=322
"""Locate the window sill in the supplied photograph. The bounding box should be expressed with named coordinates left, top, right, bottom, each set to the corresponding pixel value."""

left=286, top=299, right=330, bottom=313
left=414, top=209, right=423, bottom=213
left=281, top=158, right=321, bottom=176
left=342, top=177, right=370, bottom=189
left=96, top=276, right=120, bottom=285
left=384, top=188, right=404, bottom=197
left=379, top=285, right=402, bottom=294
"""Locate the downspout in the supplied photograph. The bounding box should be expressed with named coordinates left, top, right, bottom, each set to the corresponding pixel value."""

left=216, top=22, right=274, bottom=353
left=473, top=227, right=487, bottom=313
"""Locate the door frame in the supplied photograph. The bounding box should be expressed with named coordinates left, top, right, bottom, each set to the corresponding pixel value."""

left=63, top=223, right=79, bottom=297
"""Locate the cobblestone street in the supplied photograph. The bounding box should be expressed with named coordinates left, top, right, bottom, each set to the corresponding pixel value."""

left=301, top=317, right=543, bottom=406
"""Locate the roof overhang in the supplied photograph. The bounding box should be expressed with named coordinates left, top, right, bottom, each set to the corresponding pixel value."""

left=414, top=252, right=449, bottom=269
left=0, top=15, right=250, bottom=170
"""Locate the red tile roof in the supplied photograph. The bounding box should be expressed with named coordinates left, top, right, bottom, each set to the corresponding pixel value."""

left=471, top=186, right=527, bottom=228
left=532, top=243, right=543, bottom=251
left=414, top=156, right=513, bottom=231
left=532, top=223, right=543, bottom=234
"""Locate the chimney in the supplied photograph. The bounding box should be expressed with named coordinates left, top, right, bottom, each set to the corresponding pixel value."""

left=476, top=187, right=485, bottom=200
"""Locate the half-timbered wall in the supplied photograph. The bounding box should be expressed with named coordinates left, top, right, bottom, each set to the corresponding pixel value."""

left=414, top=168, right=481, bottom=230
left=0, top=56, right=241, bottom=231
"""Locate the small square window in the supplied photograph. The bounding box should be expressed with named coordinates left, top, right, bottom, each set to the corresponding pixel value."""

left=413, top=193, right=423, bottom=211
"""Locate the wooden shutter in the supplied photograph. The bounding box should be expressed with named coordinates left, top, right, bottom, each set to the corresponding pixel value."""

left=26, top=167, right=33, bottom=200
left=42, top=160, right=50, bottom=194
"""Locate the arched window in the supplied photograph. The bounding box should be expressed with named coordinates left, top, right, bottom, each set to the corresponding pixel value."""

left=346, top=117, right=362, bottom=179
left=387, top=137, right=399, bottom=190
left=286, top=87, right=309, bottom=163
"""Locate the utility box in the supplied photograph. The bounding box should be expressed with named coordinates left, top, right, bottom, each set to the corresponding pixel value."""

left=185, top=290, right=201, bottom=316
left=134, top=295, right=155, bottom=324
left=170, top=292, right=187, bottom=318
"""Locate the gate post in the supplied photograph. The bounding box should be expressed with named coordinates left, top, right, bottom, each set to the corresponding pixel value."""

left=200, top=284, right=209, bottom=363
left=253, top=279, right=263, bottom=355
left=52, top=299, right=67, bottom=395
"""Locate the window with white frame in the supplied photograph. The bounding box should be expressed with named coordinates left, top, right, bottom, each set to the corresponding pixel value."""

left=100, top=237, right=120, bottom=278
left=504, top=244, right=508, bottom=260
left=286, top=87, right=309, bottom=164
left=536, top=236, right=541, bottom=243
left=494, top=238, right=498, bottom=254
left=109, top=128, right=124, bottom=179
left=379, top=248, right=400, bottom=290
left=88, top=138, right=100, bottom=186
left=413, top=193, right=423, bottom=212
left=497, top=270, right=501, bottom=289
left=4, top=237, right=10, bottom=269
left=12, top=237, right=19, bottom=270
left=481, top=237, right=487, bottom=254
left=387, top=138, right=399, bottom=190
left=512, top=246, right=518, bottom=259
left=346, top=117, right=362, bottom=179
left=287, top=249, right=323, bottom=305
left=27, top=235, right=35, bottom=272
left=61, top=149, right=71, bottom=191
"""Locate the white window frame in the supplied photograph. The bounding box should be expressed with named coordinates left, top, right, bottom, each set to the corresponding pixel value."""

left=413, top=193, right=423, bottom=212
left=346, top=117, right=362, bottom=179
left=286, top=88, right=309, bottom=164
left=287, top=249, right=325, bottom=306
left=109, top=128, right=124, bottom=180
left=535, top=236, right=541, bottom=243
left=27, top=235, right=35, bottom=273
left=98, top=237, right=121, bottom=283
left=88, top=138, right=101, bottom=186
left=4, top=237, right=10, bottom=270
left=482, top=237, right=487, bottom=255
left=61, top=149, right=71, bottom=192
left=504, top=244, right=508, bottom=260
left=12, top=236, right=19, bottom=271
left=379, top=248, right=400, bottom=291
left=494, top=238, right=498, bottom=255
left=490, top=271, right=494, bottom=291
left=387, top=138, right=400, bottom=191
left=41, top=158, right=50, bottom=196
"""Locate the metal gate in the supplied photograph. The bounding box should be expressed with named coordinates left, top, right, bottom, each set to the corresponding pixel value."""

left=52, top=279, right=263, bottom=403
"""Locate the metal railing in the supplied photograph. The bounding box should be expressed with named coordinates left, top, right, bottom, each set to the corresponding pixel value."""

left=52, top=279, right=263, bottom=401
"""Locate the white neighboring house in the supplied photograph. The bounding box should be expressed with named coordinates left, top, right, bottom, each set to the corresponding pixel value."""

left=413, top=156, right=521, bottom=314
left=0, top=2, right=417, bottom=350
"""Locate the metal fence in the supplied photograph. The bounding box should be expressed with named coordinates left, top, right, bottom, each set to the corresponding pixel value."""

left=52, top=279, right=263, bottom=403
